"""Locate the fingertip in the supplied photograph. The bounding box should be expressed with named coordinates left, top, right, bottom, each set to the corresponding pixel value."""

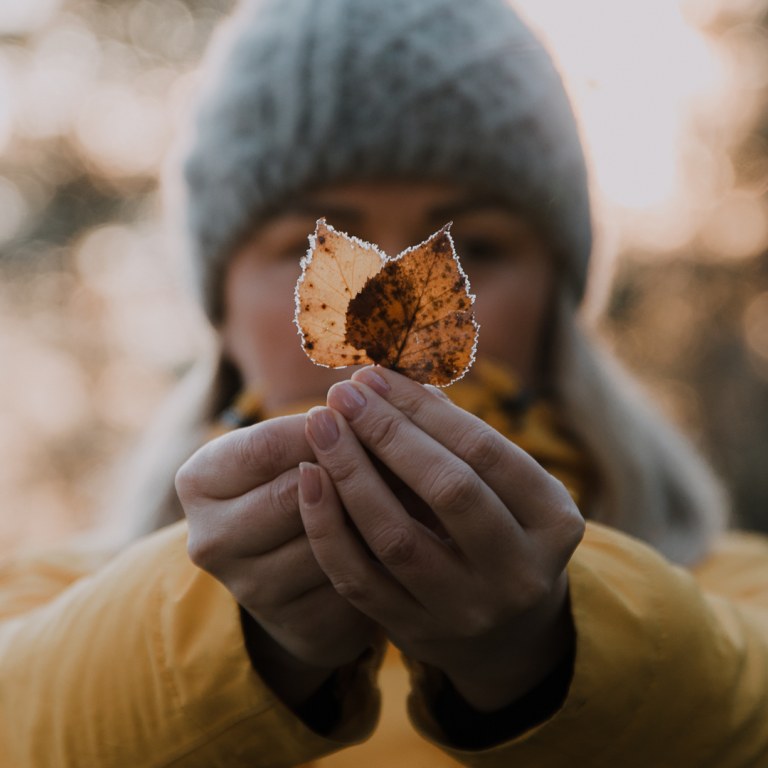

left=352, top=365, right=391, bottom=396
left=328, top=380, right=367, bottom=418
left=306, top=406, right=341, bottom=450
left=299, top=461, right=323, bottom=506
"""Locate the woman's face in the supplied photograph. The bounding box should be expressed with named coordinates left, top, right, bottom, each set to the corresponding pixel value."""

left=221, top=181, right=555, bottom=411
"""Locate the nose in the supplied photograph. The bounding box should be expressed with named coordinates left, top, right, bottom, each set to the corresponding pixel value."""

left=367, top=223, right=421, bottom=259
left=375, top=237, right=409, bottom=257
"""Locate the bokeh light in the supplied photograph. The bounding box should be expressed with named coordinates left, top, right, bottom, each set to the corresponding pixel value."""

left=520, top=0, right=718, bottom=207
left=0, top=0, right=64, bottom=36
left=0, top=177, right=31, bottom=244
left=517, top=0, right=768, bottom=257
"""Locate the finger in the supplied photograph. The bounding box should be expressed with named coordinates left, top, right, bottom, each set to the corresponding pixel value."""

left=176, top=414, right=315, bottom=501
left=351, top=366, right=573, bottom=529
left=303, top=408, right=475, bottom=596
left=298, top=459, right=428, bottom=626
left=185, top=466, right=306, bottom=560
left=257, top=581, right=376, bottom=669
left=226, top=533, right=330, bottom=608
left=323, top=381, right=523, bottom=565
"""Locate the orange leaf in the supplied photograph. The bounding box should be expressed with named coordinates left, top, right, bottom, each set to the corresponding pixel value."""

left=295, top=220, right=478, bottom=386
left=346, top=226, right=478, bottom=385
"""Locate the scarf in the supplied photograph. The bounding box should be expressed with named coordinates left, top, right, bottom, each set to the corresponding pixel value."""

left=214, top=358, right=593, bottom=511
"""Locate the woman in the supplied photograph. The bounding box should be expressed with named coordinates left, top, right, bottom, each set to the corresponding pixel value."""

left=3, top=0, right=768, bottom=765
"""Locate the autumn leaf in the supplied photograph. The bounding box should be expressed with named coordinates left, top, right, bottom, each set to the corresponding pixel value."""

left=345, top=226, right=478, bottom=385
left=295, top=219, right=385, bottom=368
left=295, top=219, right=478, bottom=386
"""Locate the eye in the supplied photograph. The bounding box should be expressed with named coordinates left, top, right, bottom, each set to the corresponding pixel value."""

left=278, top=240, right=312, bottom=261
left=251, top=215, right=322, bottom=265
left=452, top=234, right=510, bottom=265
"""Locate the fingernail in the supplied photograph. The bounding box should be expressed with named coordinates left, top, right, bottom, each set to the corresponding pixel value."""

left=307, top=407, right=340, bottom=449
left=329, top=381, right=367, bottom=418
left=353, top=366, right=390, bottom=396
left=299, top=462, right=322, bottom=505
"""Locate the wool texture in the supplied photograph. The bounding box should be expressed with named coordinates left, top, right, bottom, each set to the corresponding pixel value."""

left=178, top=0, right=592, bottom=322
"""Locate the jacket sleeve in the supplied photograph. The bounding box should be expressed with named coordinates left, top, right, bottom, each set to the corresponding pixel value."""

left=0, top=522, right=380, bottom=768
left=407, top=521, right=768, bottom=767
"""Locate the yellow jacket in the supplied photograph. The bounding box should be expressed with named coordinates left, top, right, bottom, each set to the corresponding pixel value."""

left=3, top=360, right=768, bottom=766
left=2, top=521, right=768, bottom=766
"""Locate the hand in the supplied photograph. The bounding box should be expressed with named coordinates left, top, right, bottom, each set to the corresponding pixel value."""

left=299, top=367, right=584, bottom=712
left=175, top=415, right=379, bottom=706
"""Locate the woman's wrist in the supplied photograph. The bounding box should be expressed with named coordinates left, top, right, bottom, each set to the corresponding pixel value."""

left=239, top=607, right=336, bottom=710
left=431, top=638, right=575, bottom=749
left=439, top=574, right=574, bottom=712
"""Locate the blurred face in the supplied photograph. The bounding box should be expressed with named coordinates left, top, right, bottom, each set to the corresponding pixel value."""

left=221, top=181, right=555, bottom=411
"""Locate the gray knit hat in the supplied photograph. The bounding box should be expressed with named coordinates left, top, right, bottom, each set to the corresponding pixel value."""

left=179, top=0, right=592, bottom=323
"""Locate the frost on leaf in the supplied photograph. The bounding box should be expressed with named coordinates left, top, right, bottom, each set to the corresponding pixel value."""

left=295, top=219, right=478, bottom=386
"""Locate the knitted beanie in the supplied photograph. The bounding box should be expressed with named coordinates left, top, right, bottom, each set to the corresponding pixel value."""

left=179, top=0, right=592, bottom=323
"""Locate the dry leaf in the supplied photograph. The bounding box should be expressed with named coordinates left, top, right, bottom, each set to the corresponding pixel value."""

left=295, top=219, right=385, bottom=367
left=295, top=219, right=478, bottom=386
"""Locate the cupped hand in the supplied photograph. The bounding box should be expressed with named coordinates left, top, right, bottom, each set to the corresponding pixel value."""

left=299, top=367, right=585, bottom=712
left=175, top=414, right=380, bottom=705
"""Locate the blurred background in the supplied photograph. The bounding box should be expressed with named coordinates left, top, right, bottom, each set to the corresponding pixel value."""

left=0, top=0, right=766, bottom=553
